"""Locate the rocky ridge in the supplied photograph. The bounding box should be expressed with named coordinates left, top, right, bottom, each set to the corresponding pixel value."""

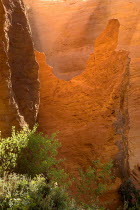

left=36, top=19, right=129, bottom=207
left=0, top=0, right=39, bottom=136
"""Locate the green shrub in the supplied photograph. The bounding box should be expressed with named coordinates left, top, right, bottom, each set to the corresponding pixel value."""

left=0, top=125, right=66, bottom=183
left=15, top=127, right=62, bottom=180
left=0, top=173, right=76, bottom=210
left=0, top=171, right=110, bottom=210
left=0, top=126, right=75, bottom=209
left=0, top=126, right=32, bottom=176
left=74, top=159, right=114, bottom=209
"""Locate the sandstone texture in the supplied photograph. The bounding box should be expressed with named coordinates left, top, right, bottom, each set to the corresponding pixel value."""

left=25, top=0, right=140, bottom=190
left=35, top=19, right=130, bottom=207
left=0, top=0, right=39, bottom=136
left=24, top=0, right=110, bottom=80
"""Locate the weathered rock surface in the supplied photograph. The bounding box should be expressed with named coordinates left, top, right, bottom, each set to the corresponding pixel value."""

left=0, top=0, right=23, bottom=136
left=36, top=19, right=130, bottom=207
left=24, top=0, right=110, bottom=80
left=0, top=0, right=39, bottom=136
left=25, top=0, right=140, bottom=191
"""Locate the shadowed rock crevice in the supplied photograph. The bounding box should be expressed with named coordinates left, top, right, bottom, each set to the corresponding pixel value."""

left=0, top=0, right=39, bottom=136
left=0, top=0, right=24, bottom=136
left=2, top=0, right=39, bottom=127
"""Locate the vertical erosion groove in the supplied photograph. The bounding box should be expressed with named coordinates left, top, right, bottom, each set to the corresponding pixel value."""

left=2, top=0, right=40, bottom=127
left=0, top=0, right=24, bottom=136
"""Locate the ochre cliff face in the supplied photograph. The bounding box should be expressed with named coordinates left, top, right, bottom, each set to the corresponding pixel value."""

left=0, top=0, right=39, bottom=136
left=1, top=0, right=139, bottom=206
left=25, top=0, right=140, bottom=190
left=36, top=19, right=129, bottom=207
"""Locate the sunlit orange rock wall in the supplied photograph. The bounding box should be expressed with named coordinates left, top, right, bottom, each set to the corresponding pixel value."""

left=0, top=0, right=39, bottom=136
left=25, top=0, right=140, bottom=190
left=36, top=20, right=129, bottom=205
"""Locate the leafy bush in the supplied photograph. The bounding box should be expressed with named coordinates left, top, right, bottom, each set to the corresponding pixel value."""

left=0, top=171, right=109, bottom=210
left=0, top=126, right=31, bottom=176
left=0, top=126, right=76, bottom=209
left=0, top=173, right=76, bottom=210
left=74, top=159, right=114, bottom=209
left=0, top=125, right=66, bottom=183
left=15, top=127, right=62, bottom=179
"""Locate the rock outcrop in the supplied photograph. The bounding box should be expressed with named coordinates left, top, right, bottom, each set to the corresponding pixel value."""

left=24, top=0, right=111, bottom=80
left=25, top=0, right=140, bottom=191
left=0, top=0, right=39, bottom=136
left=35, top=19, right=130, bottom=207
left=0, top=0, right=139, bottom=207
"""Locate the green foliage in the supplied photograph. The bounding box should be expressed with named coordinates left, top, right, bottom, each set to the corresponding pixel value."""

left=0, top=126, right=75, bottom=209
left=15, top=128, right=62, bottom=180
left=0, top=173, right=76, bottom=210
left=0, top=126, right=33, bottom=176
left=74, top=159, right=114, bottom=209
left=0, top=125, right=66, bottom=183
left=0, top=125, right=114, bottom=210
